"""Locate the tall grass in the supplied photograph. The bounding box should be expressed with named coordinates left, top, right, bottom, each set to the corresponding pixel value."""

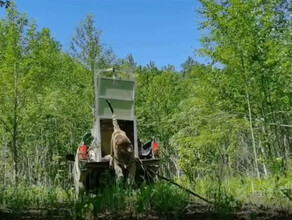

left=0, top=185, right=74, bottom=211
left=181, top=171, right=292, bottom=211
left=1, top=173, right=292, bottom=219
left=0, top=181, right=189, bottom=219
left=74, top=181, right=189, bottom=218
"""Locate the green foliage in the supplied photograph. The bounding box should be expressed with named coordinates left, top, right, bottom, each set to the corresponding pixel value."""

left=0, top=0, right=10, bottom=8
left=136, top=182, right=189, bottom=214
left=184, top=172, right=292, bottom=210
left=70, top=14, right=116, bottom=72
left=172, top=65, right=249, bottom=180
left=206, top=181, right=239, bottom=215
left=0, top=185, right=74, bottom=211
left=72, top=181, right=189, bottom=218
left=0, top=7, right=94, bottom=186
left=135, top=65, right=188, bottom=176
left=173, top=0, right=292, bottom=181
left=75, top=184, right=133, bottom=216
left=0, top=1, right=292, bottom=217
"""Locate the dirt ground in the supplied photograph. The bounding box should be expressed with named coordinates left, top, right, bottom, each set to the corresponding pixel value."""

left=1, top=203, right=292, bottom=219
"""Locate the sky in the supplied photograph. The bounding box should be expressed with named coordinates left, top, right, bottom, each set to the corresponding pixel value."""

left=1, top=0, right=203, bottom=71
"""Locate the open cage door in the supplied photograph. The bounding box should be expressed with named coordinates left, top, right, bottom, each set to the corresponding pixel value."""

left=94, top=77, right=138, bottom=160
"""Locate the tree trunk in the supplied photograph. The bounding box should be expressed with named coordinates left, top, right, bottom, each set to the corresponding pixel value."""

left=246, top=90, right=260, bottom=178
left=12, top=63, right=19, bottom=186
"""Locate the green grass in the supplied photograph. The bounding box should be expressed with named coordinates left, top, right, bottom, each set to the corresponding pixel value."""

left=180, top=172, right=292, bottom=212
left=1, top=174, right=292, bottom=219
left=0, top=185, right=74, bottom=211
left=0, top=181, right=190, bottom=218
left=74, top=181, right=189, bottom=218
left=136, top=181, right=189, bottom=214
left=0, top=185, right=74, bottom=219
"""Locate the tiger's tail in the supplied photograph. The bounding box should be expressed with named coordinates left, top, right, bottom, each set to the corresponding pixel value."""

left=105, top=99, right=120, bottom=131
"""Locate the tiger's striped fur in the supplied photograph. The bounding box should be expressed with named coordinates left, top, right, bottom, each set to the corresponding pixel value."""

left=106, top=100, right=136, bottom=184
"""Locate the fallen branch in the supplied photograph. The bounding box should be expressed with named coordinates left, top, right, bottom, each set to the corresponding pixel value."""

left=270, top=123, right=292, bottom=128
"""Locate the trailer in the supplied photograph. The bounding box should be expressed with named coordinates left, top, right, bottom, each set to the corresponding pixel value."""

left=67, top=68, right=160, bottom=191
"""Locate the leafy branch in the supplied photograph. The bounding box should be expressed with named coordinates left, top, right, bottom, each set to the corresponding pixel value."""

left=0, top=0, right=10, bottom=8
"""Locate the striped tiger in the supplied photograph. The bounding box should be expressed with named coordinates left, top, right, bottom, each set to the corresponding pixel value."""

left=105, top=99, right=136, bottom=184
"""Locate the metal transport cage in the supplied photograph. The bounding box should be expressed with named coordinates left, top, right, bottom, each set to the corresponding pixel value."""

left=93, top=76, right=139, bottom=160
left=67, top=69, right=160, bottom=191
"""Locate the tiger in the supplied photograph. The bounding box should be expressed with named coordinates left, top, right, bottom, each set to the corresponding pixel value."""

left=106, top=99, right=136, bottom=184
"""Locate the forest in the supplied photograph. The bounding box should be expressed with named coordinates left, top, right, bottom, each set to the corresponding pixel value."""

left=0, top=0, right=292, bottom=219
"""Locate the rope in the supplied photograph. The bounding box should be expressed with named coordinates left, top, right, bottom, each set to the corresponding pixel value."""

left=136, top=157, right=213, bottom=205
left=146, top=169, right=213, bottom=205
